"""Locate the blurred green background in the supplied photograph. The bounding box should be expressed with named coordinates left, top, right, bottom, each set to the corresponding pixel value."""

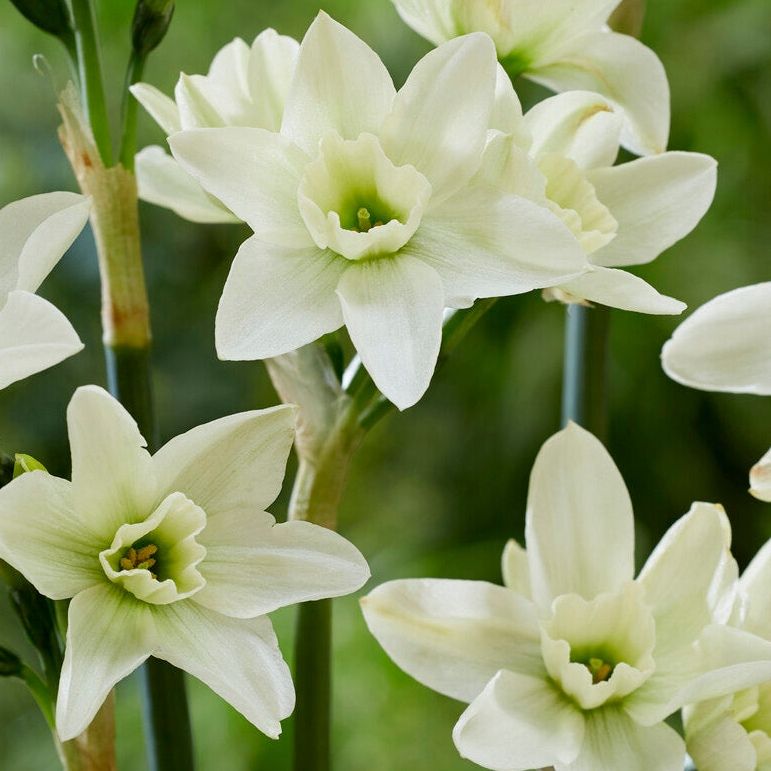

left=0, top=0, right=769, bottom=768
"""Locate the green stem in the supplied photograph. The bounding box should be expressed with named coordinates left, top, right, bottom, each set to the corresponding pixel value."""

left=70, top=0, right=112, bottom=165
left=119, top=51, right=146, bottom=171
left=139, top=659, right=194, bottom=771
left=561, top=304, right=610, bottom=441
left=20, top=664, right=55, bottom=729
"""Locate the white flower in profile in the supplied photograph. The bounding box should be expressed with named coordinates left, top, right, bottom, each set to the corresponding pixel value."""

left=685, top=538, right=771, bottom=770
left=131, top=29, right=299, bottom=223
left=361, top=423, right=771, bottom=770
left=486, top=88, right=717, bottom=314
left=662, top=282, right=771, bottom=502
left=168, top=12, right=588, bottom=410
left=389, top=0, right=670, bottom=156
left=0, top=192, right=90, bottom=390
left=0, top=386, right=369, bottom=741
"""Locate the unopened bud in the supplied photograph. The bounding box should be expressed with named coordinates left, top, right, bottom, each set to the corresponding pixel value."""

left=13, top=454, right=48, bottom=479
left=8, top=0, right=72, bottom=40
left=131, top=0, right=175, bottom=57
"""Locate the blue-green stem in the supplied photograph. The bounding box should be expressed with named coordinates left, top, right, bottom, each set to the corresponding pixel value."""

left=287, top=298, right=498, bottom=770
left=561, top=304, right=610, bottom=440
left=70, top=0, right=112, bottom=164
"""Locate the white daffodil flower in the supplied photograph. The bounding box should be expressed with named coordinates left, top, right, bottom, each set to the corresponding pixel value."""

left=662, top=282, right=771, bottom=502
left=0, top=386, right=369, bottom=741
left=361, top=423, right=771, bottom=770
left=168, top=13, right=589, bottom=410
left=0, top=192, right=90, bottom=390
left=131, top=29, right=299, bottom=223
left=486, top=88, right=717, bottom=314
left=389, top=0, right=670, bottom=156
left=685, top=539, right=771, bottom=770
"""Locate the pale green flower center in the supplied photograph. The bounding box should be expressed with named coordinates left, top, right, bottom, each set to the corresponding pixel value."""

left=298, top=132, right=432, bottom=261
left=99, top=491, right=207, bottom=605
left=540, top=582, right=656, bottom=710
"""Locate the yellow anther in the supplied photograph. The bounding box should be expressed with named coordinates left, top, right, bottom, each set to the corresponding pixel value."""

left=119, top=543, right=159, bottom=574
left=587, top=657, right=614, bottom=684
left=135, top=544, right=158, bottom=562
left=357, top=207, right=373, bottom=233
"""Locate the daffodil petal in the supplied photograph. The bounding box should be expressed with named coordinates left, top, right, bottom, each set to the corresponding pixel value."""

left=407, top=187, right=587, bottom=308
left=336, top=255, right=444, bottom=410
left=525, top=422, right=635, bottom=609
left=196, top=514, right=369, bottom=617
left=452, top=670, right=584, bottom=771
left=751, top=449, right=771, bottom=503
left=381, top=33, right=497, bottom=202
left=737, top=538, right=771, bottom=638
left=0, top=471, right=102, bottom=599
left=153, top=604, right=294, bottom=739
left=68, top=386, right=157, bottom=540
left=389, top=0, right=458, bottom=46
left=661, top=283, right=771, bottom=395
left=215, top=237, right=345, bottom=360
left=528, top=30, right=670, bottom=157
left=129, top=83, right=182, bottom=135
left=0, top=191, right=90, bottom=296
left=56, top=584, right=156, bottom=741
left=169, top=127, right=311, bottom=247
left=556, top=266, right=686, bottom=315
left=0, top=290, right=83, bottom=390
left=590, top=152, right=717, bottom=268
left=151, top=405, right=296, bottom=518
left=524, top=91, right=623, bottom=170
left=361, top=579, right=542, bottom=703
left=490, top=65, right=530, bottom=147
left=686, top=711, right=757, bottom=771
left=568, top=707, right=685, bottom=771
left=502, top=538, right=531, bottom=597
left=638, top=502, right=733, bottom=657
left=134, top=146, right=238, bottom=224
left=281, top=12, right=395, bottom=155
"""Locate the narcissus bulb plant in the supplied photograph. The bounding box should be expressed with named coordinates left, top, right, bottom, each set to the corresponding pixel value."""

left=686, top=538, right=771, bottom=770
left=389, top=0, right=670, bottom=156
left=169, top=12, right=590, bottom=410
left=0, top=192, right=90, bottom=390
left=662, top=282, right=771, bottom=502
left=362, top=423, right=771, bottom=770
left=0, top=386, right=369, bottom=740
left=131, top=28, right=299, bottom=223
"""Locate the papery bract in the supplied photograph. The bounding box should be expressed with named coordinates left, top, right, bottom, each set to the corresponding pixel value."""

left=131, top=28, right=299, bottom=222
left=361, top=423, right=771, bottom=770
left=0, top=386, right=370, bottom=740
left=390, top=0, right=670, bottom=156
left=169, top=12, right=589, bottom=410
left=0, top=192, right=89, bottom=390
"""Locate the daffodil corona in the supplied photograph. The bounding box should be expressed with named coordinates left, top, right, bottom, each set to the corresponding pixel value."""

left=169, top=12, right=590, bottom=410
left=362, top=423, right=771, bottom=770
left=0, top=192, right=90, bottom=390
left=0, top=386, right=370, bottom=740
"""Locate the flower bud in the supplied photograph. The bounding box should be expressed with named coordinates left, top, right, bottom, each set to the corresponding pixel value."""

left=13, top=453, right=47, bottom=479
left=0, top=647, right=23, bottom=678
left=8, top=0, right=72, bottom=40
left=131, top=0, right=175, bottom=57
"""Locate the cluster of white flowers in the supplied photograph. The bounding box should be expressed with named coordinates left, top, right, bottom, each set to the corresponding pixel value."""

left=1, top=0, right=768, bottom=767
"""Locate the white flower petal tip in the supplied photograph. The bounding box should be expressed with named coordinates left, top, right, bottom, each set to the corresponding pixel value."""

left=662, top=283, right=771, bottom=395
left=0, top=291, right=84, bottom=390
left=0, top=191, right=91, bottom=296
left=526, top=421, right=634, bottom=608
left=750, top=449, right=771, bottom=503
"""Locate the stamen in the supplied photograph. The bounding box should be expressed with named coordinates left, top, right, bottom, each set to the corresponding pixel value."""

left=587, top=657, right=614, bottom=684
left=357, top=207, right=373, bottom=233
left=119, top=543, right=159, bottom=577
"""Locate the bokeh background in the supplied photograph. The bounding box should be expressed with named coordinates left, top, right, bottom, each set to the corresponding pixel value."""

left=0, top=0, right=769, bottom=768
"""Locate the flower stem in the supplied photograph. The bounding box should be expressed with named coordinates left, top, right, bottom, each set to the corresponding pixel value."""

left=119, top=51, right=146, bottom=171
left=58, top=83, right=194, bottom=771
left=70, top=0, right=112, bottom=165
left=561, top=304, right=610, bottom=441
